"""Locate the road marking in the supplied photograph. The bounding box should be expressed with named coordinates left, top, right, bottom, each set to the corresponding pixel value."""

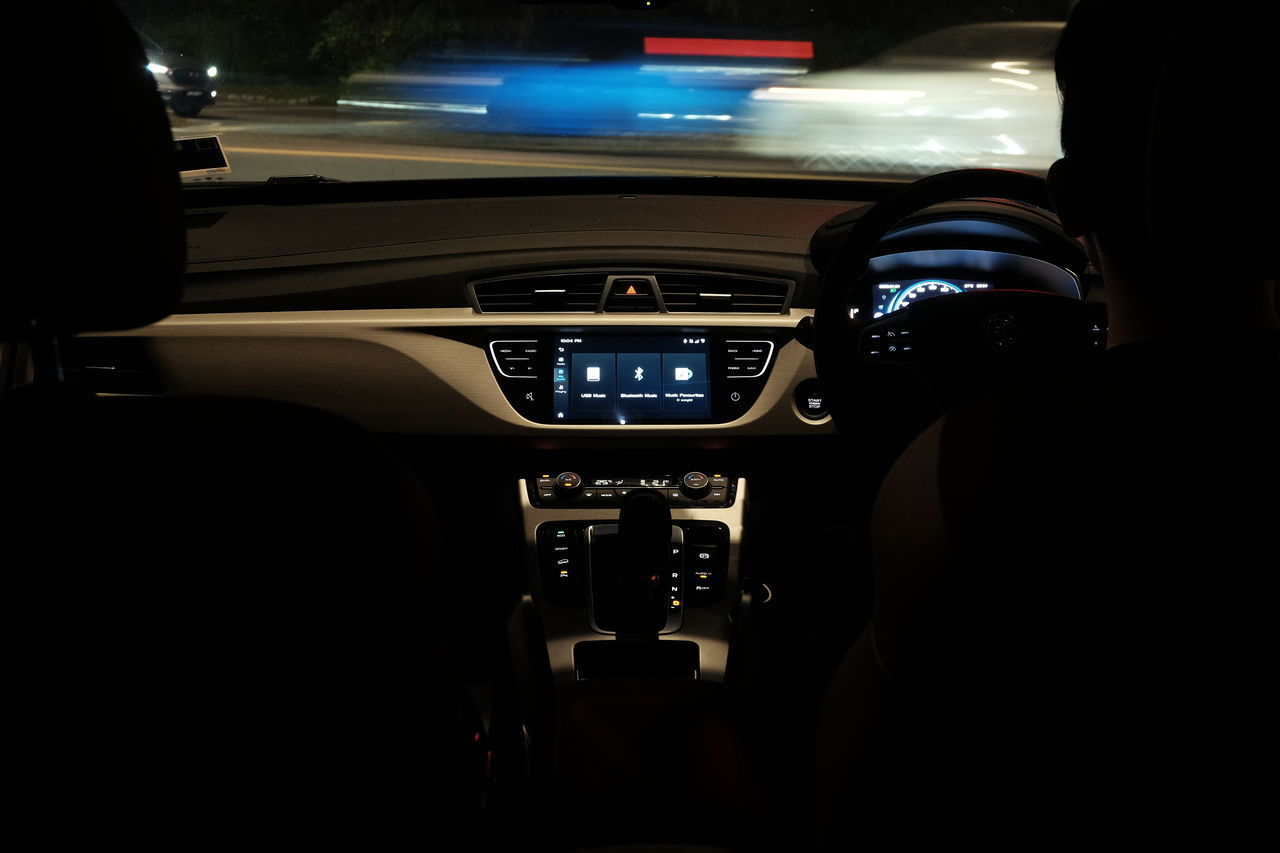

left=221, top=144, right=825, bottom=180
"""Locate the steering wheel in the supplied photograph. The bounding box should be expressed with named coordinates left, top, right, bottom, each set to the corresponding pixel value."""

left=812, top=169, right=1104, bottom=446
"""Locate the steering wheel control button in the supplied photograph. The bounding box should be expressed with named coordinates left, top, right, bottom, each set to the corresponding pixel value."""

left=794, top=378, right=829, bottom=420
left=862, top=319, right=913, bottom=360
left=982, top=312, right=1022, bottom=353
left=1087, top=315, right=1108, bottom=350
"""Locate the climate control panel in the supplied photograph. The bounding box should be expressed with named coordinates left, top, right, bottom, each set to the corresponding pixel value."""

left=530, top=471, right=735, bottom=508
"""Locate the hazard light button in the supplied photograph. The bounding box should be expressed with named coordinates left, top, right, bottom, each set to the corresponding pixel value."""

left=605, top=277, right=659, bottom=312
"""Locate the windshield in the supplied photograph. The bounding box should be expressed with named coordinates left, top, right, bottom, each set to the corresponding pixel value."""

left=118, top=0, right=1073, bottom=184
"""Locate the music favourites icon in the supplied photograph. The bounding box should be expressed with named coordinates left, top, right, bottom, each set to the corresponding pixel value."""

left=674, top=367, right=693, bottom=381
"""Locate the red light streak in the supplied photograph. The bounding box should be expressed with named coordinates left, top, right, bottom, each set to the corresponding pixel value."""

left=643, top=37, right=814, bottom=59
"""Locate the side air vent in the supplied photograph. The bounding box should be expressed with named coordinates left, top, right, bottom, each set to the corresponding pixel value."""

left=472, top=273, right=607, bottom=313
left=654, top=272, right=792, bottom=313
left=60, top=337, right=163, bottom=395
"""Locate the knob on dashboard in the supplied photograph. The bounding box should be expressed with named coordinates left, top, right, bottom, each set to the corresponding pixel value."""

left=680, top=471, right=711, bottom=498
left=555, top=471, right=583, bottom=493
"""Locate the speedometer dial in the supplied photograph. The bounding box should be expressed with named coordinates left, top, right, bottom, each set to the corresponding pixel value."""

left=873, top=277, right=992, bottom=317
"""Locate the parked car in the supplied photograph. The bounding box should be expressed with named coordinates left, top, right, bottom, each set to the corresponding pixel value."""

left=139, top=30, right=217, bottom=117
left=740, top=21, right=1063, bottom=176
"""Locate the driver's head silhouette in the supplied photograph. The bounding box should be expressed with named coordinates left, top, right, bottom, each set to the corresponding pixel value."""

left=1047, top=0, right=1277, bottom=347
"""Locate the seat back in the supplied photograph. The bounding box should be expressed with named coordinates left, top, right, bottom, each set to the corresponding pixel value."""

left=815, top=1, right=1280, bottom=845
left=3, top=4, right=484, bottom=843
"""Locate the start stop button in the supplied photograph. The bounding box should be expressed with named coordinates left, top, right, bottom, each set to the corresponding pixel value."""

left=794, top=378, right=828, bottom=421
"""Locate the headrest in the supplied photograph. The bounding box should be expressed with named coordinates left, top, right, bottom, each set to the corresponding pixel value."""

left=4, top=3, right=185, bottom=340
left=1146, top=2, right=1278, bottom=279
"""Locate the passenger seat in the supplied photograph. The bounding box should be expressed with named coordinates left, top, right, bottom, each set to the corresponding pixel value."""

left=3, top=3, right=485, bottom=845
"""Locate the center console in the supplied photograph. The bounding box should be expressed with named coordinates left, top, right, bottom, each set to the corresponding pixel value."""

left=490, top=326, right=786, bottom=845
left=519, top=468, right=745, bottom=683
left=512, top=466, right=761, bottom=845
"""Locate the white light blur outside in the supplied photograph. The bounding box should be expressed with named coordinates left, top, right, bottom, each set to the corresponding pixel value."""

left=752, top=87, right=926, bottom=105
left=988, top=77, right=1039, bottom=91
left=640, top=63, right=807, bottom=77
left=991, top=61, right=1032, bottom=75
left=207, top=66, right=218, bottom=78
left=993, top=134, right=1026, bottom=155
left=147, top=63, right=169, bottom=75
left=336, top=99, right=488, bottom=114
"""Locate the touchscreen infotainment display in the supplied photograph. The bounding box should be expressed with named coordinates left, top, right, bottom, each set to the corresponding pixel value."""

left=552, top=335, right=711, bottom=423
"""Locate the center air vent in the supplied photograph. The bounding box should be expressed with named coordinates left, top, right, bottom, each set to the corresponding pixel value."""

left=470, top=270, right=793, bottom=314
left=471, top=273, right=607, bottom=313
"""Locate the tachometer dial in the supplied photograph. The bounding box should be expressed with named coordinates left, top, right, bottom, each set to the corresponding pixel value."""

left=887, top=279, right=964, bottom=313
left=872, top=277, right=992, bottom=317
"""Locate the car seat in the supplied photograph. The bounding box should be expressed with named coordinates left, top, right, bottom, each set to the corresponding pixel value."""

left=813, top=2, right=1280, bottom=846
left=2, top=3, right=485, bottom=846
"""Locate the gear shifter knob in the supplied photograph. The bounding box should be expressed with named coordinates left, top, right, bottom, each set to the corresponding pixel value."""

left=615, top=488, right=672, bottom=640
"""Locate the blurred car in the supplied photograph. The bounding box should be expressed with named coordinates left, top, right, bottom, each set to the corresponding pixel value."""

left=740, top=21, right=1063, bottom=176
left=139, top=30, right=218, bottom=117
left=484, top=60, right=760, bottom=137
left=339, top=36, right=810, bottom=139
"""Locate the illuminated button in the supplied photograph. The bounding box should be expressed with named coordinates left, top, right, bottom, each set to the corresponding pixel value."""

left=691, top=545, right=720, bottom=564
left=665, top=489, right=692, bottom=507
left=794, top=378, right=828, bottom=420
left=612, top=279, right=653, bottom=297
left=684, top=472, right=709, bottom=488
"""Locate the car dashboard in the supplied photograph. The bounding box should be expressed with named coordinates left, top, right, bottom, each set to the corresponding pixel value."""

left=87, top=179, right=1087, bottom=432
left=66, top=175, right=1093, bottom=847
